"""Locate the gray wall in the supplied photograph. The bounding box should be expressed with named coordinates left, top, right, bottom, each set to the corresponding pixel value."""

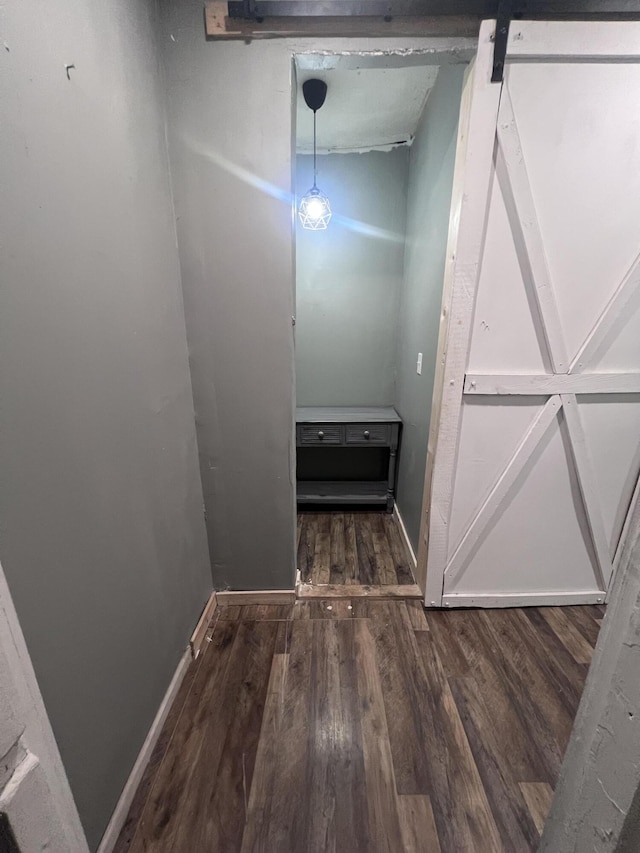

left=295, top=149, right=408, bottom=407
left=160, top=6, right=298, bottom=591
left=0, top=0, right=212, bottom=848
left=394, top=65, right=465, bottom=551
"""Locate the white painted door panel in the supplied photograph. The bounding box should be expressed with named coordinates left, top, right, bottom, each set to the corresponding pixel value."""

left=0, top=563, right=88, bottom=851
left=426, top=21, right=640, bottom=608
left=468, top=165, right=548, bottom=374
left=448, top=396, right=549, bottom=551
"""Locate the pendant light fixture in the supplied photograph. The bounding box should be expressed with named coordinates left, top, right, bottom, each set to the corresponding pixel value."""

left=298, top=78, right=332, bottom=231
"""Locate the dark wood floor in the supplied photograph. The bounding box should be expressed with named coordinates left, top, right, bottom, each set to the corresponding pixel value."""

left=116, top=600, right=603, bottom=853
left=297, top=511, right=415, bottom=585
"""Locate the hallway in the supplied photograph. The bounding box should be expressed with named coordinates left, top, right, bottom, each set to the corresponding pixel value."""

left=116, top=599, right=602, bottom=852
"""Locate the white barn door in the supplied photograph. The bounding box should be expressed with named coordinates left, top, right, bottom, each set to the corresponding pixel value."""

left=424, top=21, right=640, bottom=608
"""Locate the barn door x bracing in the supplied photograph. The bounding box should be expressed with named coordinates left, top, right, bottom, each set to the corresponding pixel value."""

left=423, top=21, right=640, bottom=608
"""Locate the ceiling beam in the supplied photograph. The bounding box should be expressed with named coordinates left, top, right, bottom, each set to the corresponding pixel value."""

left=227, top=0, right=490, bottom=15
left=225, top=0, right=640, bottom=17
left=206, top=1, right=640, bottom=40
left=205, top=4, right=481, bottom=38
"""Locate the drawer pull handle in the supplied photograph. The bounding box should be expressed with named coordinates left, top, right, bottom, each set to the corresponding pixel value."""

left=318, top=431, right=324, bottom=439
left=363, top=430, right=370, bottom=439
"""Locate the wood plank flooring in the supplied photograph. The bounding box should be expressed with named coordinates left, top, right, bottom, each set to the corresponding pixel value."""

left=297, top=511, right=415, bottom=586
left=116, top=600, right=604, bottom=853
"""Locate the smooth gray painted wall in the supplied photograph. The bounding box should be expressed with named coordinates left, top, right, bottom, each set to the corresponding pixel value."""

left=159, top=6, right=300, bottom=591
left=295, top=149, right=409, bottom=407
left=394, top=65, right=465, bottom=551
left=0, top=0, right=212, bottom=847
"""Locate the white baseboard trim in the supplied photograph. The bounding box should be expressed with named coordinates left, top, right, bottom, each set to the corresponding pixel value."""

left=216, top=589, right=296, bottom=605
left=96, top=646, right=191, bottom=853
left=441, top=590, right=606, bottom=609
left=190, top=591, right=218, bottom=659
left=393, top=506, right=417, bottom=571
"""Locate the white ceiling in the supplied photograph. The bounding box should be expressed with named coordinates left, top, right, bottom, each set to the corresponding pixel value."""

left=296, top=64, right=440, bottom=154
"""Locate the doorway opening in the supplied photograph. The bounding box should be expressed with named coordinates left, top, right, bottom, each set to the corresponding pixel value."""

left=292, top=48, right=470, bottom=596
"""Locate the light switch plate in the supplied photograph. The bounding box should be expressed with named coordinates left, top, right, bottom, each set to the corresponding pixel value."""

left=417, top=352, right=423, bottom=375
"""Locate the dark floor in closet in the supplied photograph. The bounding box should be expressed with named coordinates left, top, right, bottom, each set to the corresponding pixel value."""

left=297, top=510, right=416, bottom=586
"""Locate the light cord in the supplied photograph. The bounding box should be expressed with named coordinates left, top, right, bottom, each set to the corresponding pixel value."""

left=313, top=110, right=317, bottom=189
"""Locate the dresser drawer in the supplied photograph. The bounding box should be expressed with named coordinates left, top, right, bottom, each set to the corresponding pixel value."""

left=299, top=424, right=343, bottom=445
left=345, top=424, right=391, bottom=445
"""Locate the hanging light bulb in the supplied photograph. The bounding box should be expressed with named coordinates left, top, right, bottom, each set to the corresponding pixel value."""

left=299, top=187, right=332, bottom=230
left=299, top=79, right=332, bottom=231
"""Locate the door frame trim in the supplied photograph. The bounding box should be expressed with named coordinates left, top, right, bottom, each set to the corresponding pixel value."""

left=417, top=19, right=503, bottom=604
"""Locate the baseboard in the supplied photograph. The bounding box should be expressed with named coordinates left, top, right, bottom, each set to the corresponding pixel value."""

left=190, top=591, right=218, bottom=658
left=96, top=647, right=191, bottom=853
left=393, top=506, right=418, bottom=571
left=215, top=589, right=296, bottom=605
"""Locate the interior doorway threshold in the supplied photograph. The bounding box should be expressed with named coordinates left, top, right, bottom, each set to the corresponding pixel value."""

left=297, top=582, right=423, bottom=600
